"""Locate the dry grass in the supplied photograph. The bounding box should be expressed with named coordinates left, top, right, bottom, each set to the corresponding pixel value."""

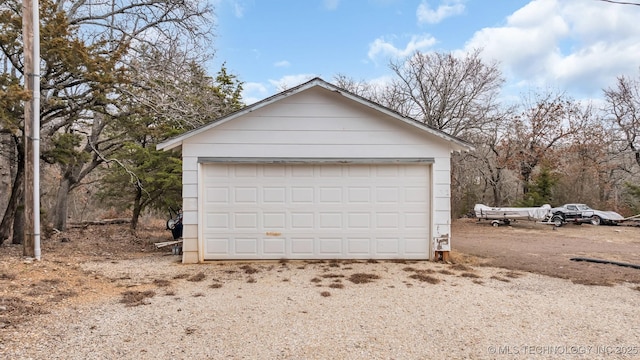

left=172, top=273, right=190, bottom=280
left=449, top=264, right=473, bottom=272
left=0, top=273, right=17, bottom=280
left=310, top=277, right=322, bottom=283
left=438, top=269, right=455, bottom=275
left=328, top=283, right=345, bottom=289
left=408, top=273, right=440, bottom=284
left=503, top=271, right=523, bottom=278
left=572, top=279, right=614, bottom=287
left=460, top=272, right=481, bottom=279
left=321, top=274, right=344, bottom=278
left=239, top=265, right=259, bottom=274
left=320, top=291, right=331, bottom=297
left=120, top=290, right=155, bottom=307
left=490, top=275, right=510, bottom=282
left=348, top=273, right=380, bottom=284
left=209, top=283, right=223, bottom=289
left=0, top=297, right=49, bottom=327
left=153, top=279, right=171, bottom=287
left=449, top=250, right=485, bottom=266
left=246, top=277, right=257, bottom=283
left=187, top=272, right=206, bottom=282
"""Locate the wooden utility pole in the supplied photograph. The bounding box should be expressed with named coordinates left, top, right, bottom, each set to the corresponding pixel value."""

left=22, top=0, right=34, bottom=258
left=22, top=0, right=40, bottom=259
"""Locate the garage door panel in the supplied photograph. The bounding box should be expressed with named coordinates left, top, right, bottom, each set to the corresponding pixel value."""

left=291, top=187, right=314, bottom=203
left=207, top=187, right=229, bottom=203
left=319, top=238, right=342, bottom=254
left=405, top=187, right=428, bottom=202
left=207, top=213, right=229, bottom=228
left=291, top=238, right=314, bottom=255
left=263, top=187, right=286, bottom=203
left=319, top=212, right=342, bottom=228
left=347, top=213, right=371, bottom=228
left=291, top=213, right=314, bottom=228
left=263, top=213, right=286, bottom=228
left=376, top=165, right=399, bottom=176
left=376, top=213, right=399, bottom=228
left=320, top=166, right=342, bottom=177
left=405, top=212, right=428, bottom=229
left=203, top=163, right=430, bottom=260
left=376, top=238, right=400, bottom=254
left=235, top=238, right=258, bottom=254
left=376, top=187, right=399, bottom=202
left=234, top=187, right=258, bottom=203
left=292, top=166, right=314, bottom=177
left=234, top=165, right=258, bottom=177
left=347, top=238, right=370, bottom=254
left=319, top=187, right=342, bottom=202
left=405, top=238, right=428, bottom=254
left=234, top=213, right=258, bottom=228
left=263, top=238, right=285, bottom=254
left=206, top=238, right=229, bottom=254
left=348, top=187, right=371, bottom=202
left=263, top=165, right=286, bottom=177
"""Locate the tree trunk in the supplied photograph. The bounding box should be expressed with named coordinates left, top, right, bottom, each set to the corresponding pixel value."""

left=492, top=180, right=501, bottom=206
left=53, top=175, right=72, bottom=231
left=0, top=136, right=24, bottom=246
left=13, top=198, right=24, bottom=245
left=131, top=186, right=143, bottom=230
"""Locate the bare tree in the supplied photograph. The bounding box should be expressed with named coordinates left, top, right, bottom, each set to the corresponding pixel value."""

left=459, top=108, right=516, bottom=207
left=502, top=91, right=589, bottom=196
left=387, top=49, right=504, bottom=138
left=603, top=75, right=640, bottom=169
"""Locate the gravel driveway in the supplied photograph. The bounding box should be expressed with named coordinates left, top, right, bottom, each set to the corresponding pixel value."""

left=2, top=254, right=639, bottom=359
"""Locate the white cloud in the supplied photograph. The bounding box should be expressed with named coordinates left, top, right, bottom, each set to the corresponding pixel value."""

left=274, top=60, right=291, bottom=68
left=368, top=34, right=437, bottom=62
left=463, top=0, right=640, bottom=98
left=323, top=0, right=340, bottom=11
left=241, top=75, right=319, bottom=105
left=416, top=0, right=465, bottom=25
left=269, top=74, right=318, bottom=91
left=232, top=1, right=245, bottom=18
left=241, top=82, right=269, bottom=105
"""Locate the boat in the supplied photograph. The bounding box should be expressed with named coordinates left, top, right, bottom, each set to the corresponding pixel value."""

left=474, top=204, right=552, bottom=226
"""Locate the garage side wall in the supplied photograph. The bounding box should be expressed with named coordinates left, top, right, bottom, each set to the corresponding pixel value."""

left=432, top=158, right=452, bottom=255
left=179, top=88, right=454, bottom=263
left=181, top=156, right=199, bottom=263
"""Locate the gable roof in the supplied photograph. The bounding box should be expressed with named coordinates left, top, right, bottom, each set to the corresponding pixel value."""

left=156, top=77, right=474, bottom=152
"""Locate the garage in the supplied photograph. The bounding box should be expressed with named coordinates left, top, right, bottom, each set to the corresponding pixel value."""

left=201, top=162, right=430, bottom=260
left=157, top=77, right=472, bottom=263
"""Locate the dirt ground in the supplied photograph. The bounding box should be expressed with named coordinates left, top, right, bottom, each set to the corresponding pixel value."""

left=453, top=218, right=640, bottom=286
left=1, top=218, right=639, bottom=338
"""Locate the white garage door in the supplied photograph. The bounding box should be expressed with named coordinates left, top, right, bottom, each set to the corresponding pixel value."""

left=202, top=163, right=430, bottom=260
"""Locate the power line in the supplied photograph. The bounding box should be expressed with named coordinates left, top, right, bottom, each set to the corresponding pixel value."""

left=597, top=0, right=640, bottom=6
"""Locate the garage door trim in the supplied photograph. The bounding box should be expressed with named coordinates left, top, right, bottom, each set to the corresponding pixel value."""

left=198, top=157, right=434, bottom=164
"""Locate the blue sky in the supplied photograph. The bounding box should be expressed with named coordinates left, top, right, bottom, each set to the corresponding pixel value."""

left=210, top=0, right=640, bottom=105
